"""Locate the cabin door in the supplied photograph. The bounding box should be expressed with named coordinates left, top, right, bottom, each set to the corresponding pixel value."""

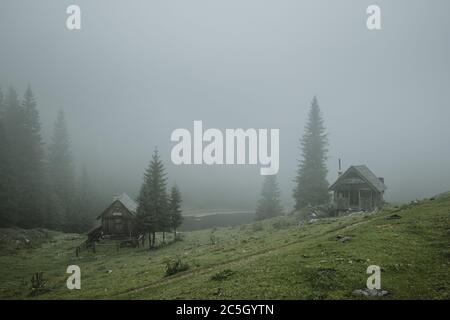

left=359, top=190, right=372, bottom=211
left=349, top=190, right=359, bottom=207
left=113, top=217, right=124, bottom=234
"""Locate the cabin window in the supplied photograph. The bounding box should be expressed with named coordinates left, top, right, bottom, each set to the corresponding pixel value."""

left=112, top=212, right=122, bottom=216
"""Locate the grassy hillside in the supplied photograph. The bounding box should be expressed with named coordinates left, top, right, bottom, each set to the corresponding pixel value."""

left=0, top=193, right=449, bottom=300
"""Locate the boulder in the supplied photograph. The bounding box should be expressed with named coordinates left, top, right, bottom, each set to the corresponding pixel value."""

left=352, top=288, right=389, bottom=297
left=336, top=235, right=352, bottom=243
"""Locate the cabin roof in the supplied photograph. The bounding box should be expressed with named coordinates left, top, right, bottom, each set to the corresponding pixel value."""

left=97, top=193, right=138, bottom=219
left=329, top=165, right=387, bottom=192
left=113, top=193, right=138, bottom=213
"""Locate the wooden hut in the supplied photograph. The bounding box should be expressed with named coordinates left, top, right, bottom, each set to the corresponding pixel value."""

left=329, top=165, right=386, bottom=212
left=96, top=193, right=139, bottom=238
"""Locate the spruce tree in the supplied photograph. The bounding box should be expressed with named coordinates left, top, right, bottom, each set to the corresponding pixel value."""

left=0, top=89, right=16, bottom=226
left=48, top=109, right=75, bottom=230
left=45, top=192, right=66, bottom=230
left=137, top=149, right=168, bottom=248
left=168, top=184, right=183, bottom=240
left=0, top=86, right=47, bottom=228
left=255, top=175, right=283, bottom=220
left=20, top=85, right=46, bottom=227
left=73, top=166, right=93, bottom=232
left=3, top=87, right=26, bottom=227
left=0, top=121, right=17, bottom=227
left=3, top=87, right=24, bottom=172
left=293, top=96, right=329, bottom=210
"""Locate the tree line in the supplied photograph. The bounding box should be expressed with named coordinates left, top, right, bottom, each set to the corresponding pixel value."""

left=255, top=96, right=329, bottom=220
left=0, top=85, right=182, bottom=237
left=0, top=85, right=328, bottom=230
left=136, top=149, right=183, bottom=248
left=0, top=86, right=94, bottom=232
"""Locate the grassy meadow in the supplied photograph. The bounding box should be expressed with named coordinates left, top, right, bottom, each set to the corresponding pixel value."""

left=0, top=193, right=449, bottom=300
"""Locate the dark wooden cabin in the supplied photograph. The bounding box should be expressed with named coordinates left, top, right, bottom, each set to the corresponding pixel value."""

left=96, top=193, right=139, bottom=238
left=329, top=165, right=386, bottom=212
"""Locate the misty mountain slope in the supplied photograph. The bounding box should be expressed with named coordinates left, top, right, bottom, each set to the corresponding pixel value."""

left=0, top=194, right=449, bottom=299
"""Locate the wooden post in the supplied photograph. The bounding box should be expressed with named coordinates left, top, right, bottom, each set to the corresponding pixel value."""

left=358, top=189, right=361, bottom=210
left=371, top=190, right=373, bottom=210
left=92, top=241, right=96, bottom=253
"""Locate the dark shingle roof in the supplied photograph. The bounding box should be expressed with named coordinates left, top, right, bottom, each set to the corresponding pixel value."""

left=329, top=165, right=386, bottom=192
left=352, top=165, right=386, bottom=192
left=112, top=193, right=138, bottom=214
left=97, top=193, right=138, bottom=219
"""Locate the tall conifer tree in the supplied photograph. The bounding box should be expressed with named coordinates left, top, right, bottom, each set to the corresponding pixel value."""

left=48, top=109, right=75, bottom=229
left=168, top=184, right=183, bottom=239
left=3, top=87, right=27, bottom=226
left=0, top=121, right=17, bottom=227
left=0, top=88, right=16, bottom=226
left=20, top=85, right=46, bottom=227
left=255, top=175, right=283, bottom=220
left=293, top=96, right=329, bottom=210
left=137, top=149, right=168, bottom=248
left=73, top=165, right=94, bottom=232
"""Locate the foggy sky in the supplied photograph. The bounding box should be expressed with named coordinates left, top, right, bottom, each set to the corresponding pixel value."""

left=1, top=0, right=449, bottom=210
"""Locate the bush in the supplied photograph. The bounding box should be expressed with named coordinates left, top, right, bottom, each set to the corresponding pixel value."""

left=29, top=272, right=49, bottom=296
left=210, top=269, right=235, bottom=281
left=164, top=258, right=189, bottom=277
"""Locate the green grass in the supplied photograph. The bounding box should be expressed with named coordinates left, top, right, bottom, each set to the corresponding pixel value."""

left=0, top=193, right=449, bottom=300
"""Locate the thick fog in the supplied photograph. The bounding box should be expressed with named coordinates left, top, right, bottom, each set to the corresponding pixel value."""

left=1, top=0, right=449, bottom=211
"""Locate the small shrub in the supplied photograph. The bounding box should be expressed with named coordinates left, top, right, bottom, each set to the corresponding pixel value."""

left=165, top=258, right=189, bottom=277
left=210, top=269, right=235, bottom=281
left=29, top=272, right=48, bottom=296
